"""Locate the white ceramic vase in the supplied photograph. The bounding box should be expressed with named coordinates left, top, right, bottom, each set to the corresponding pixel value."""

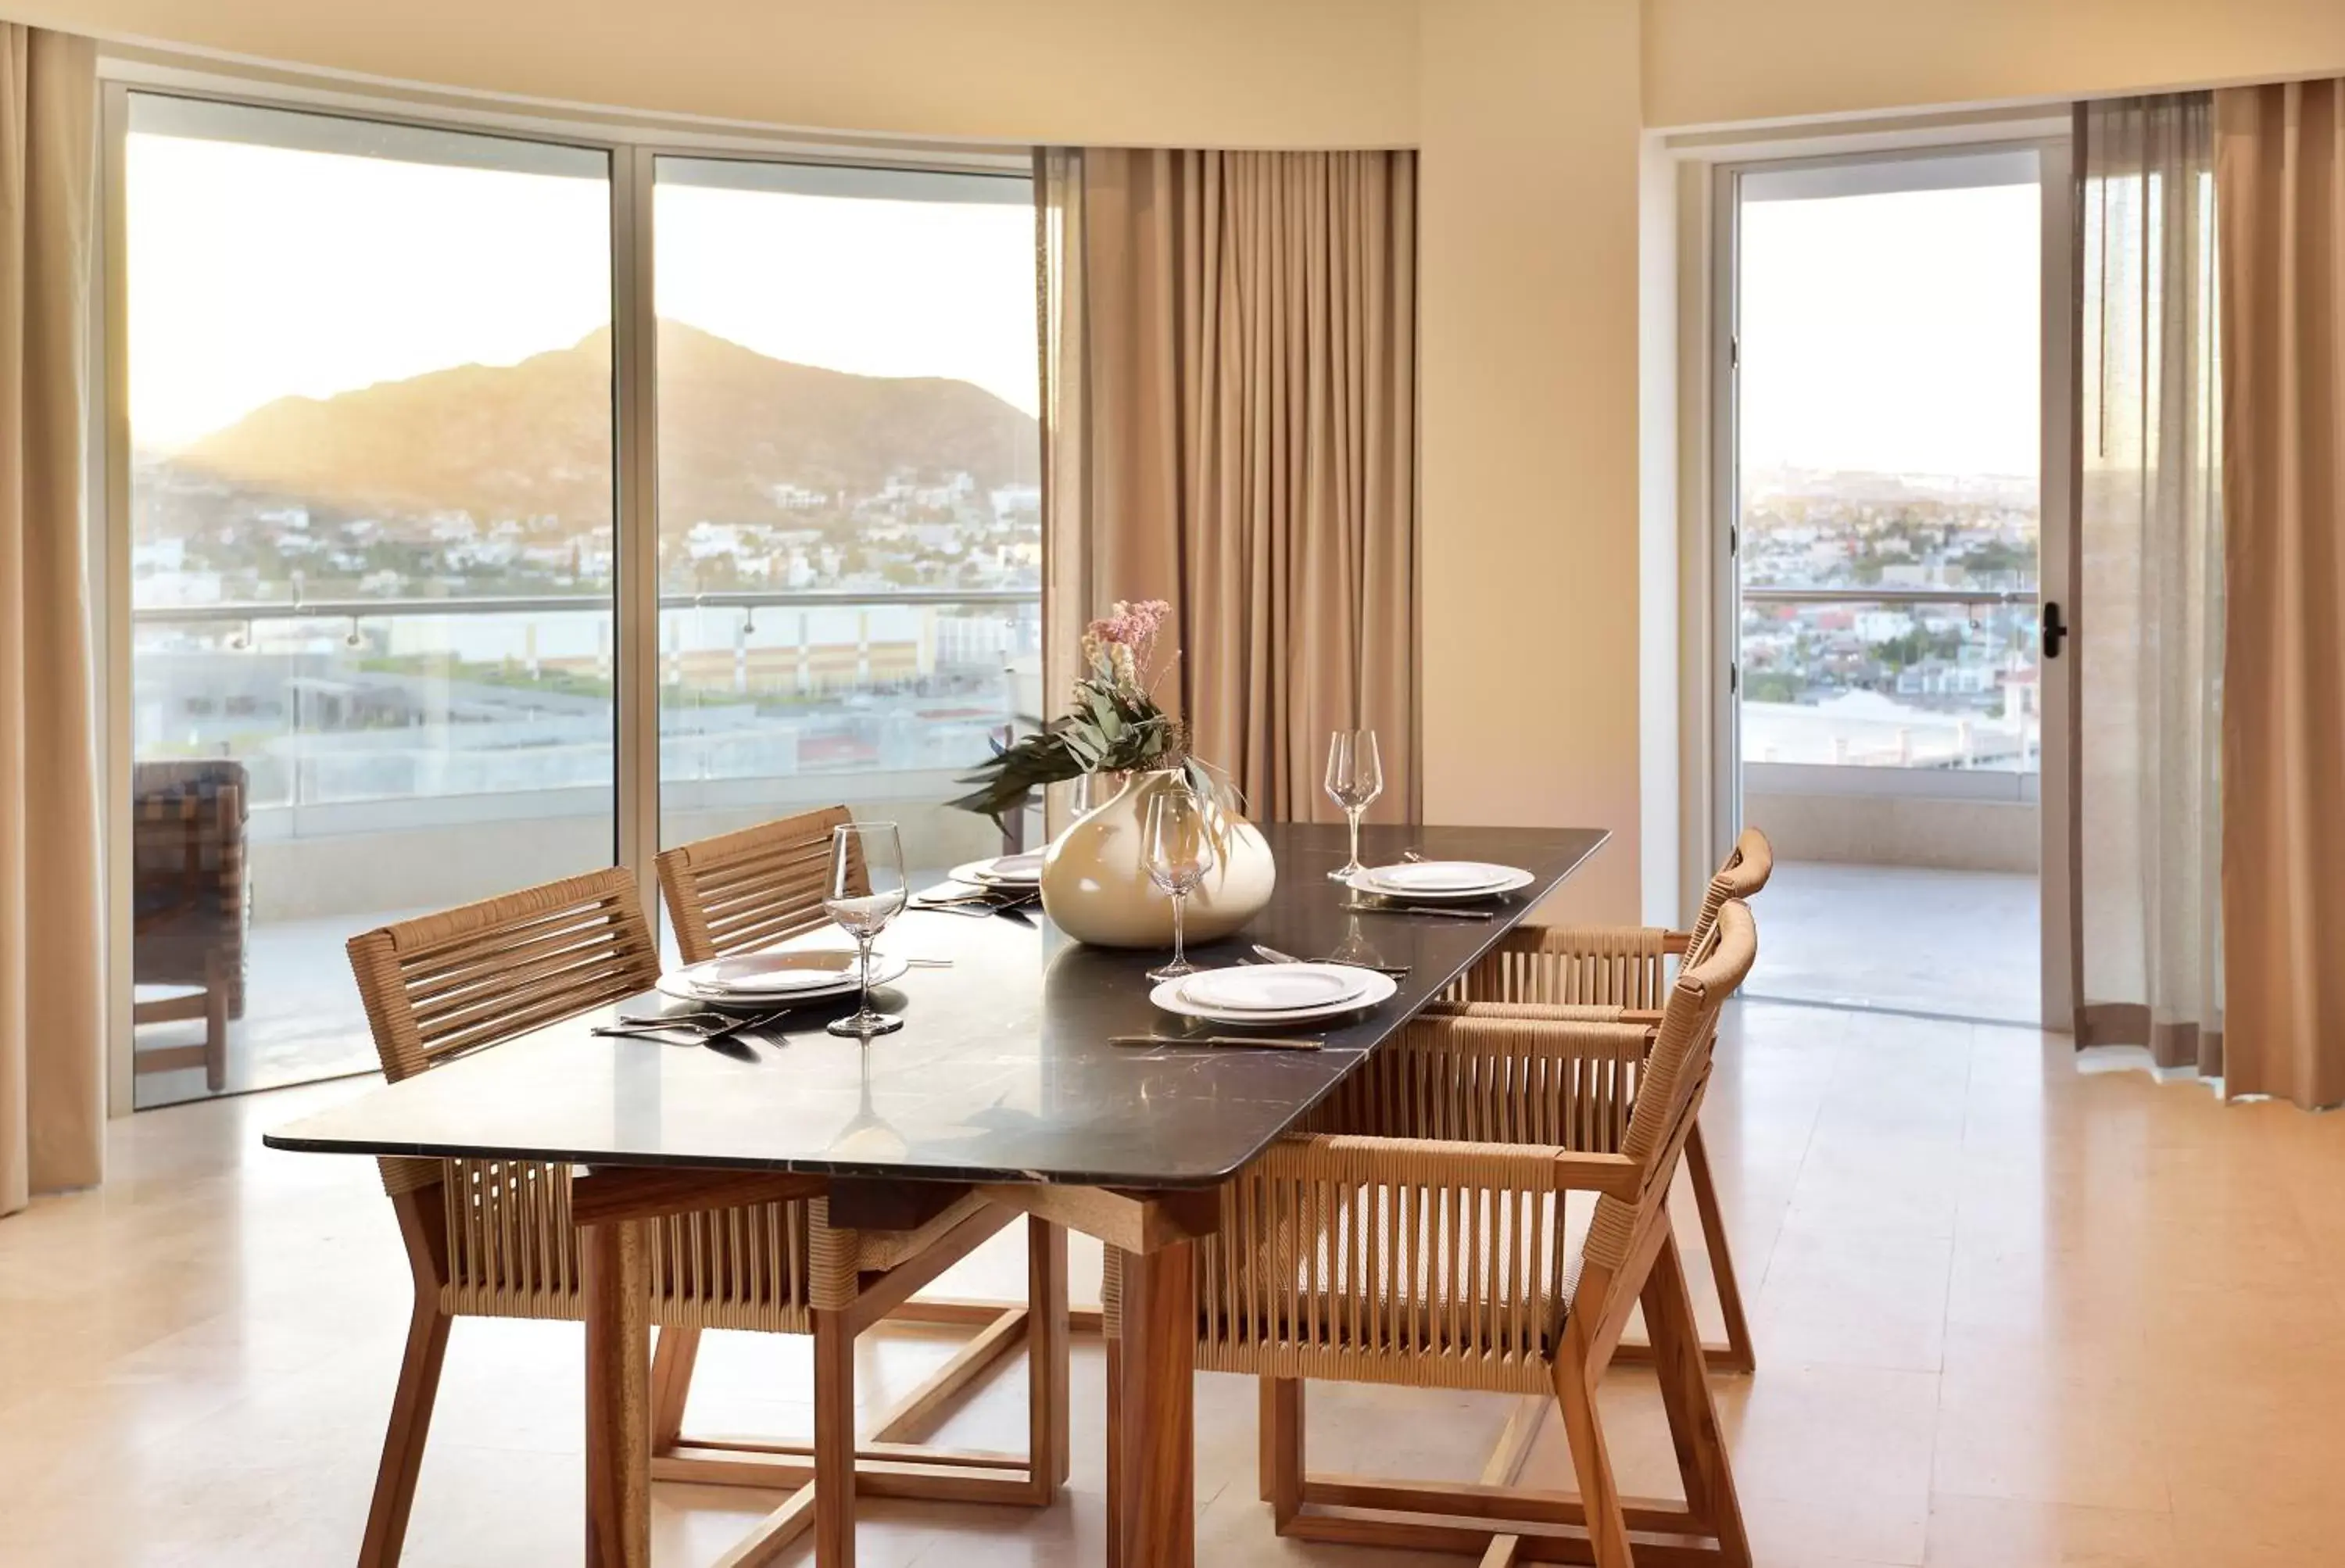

left=1039, top=768, right=1276, bottom=948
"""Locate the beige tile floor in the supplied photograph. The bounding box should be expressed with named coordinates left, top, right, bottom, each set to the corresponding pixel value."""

left=1742, top=863, right=2039, bottom=1026
left=6, top=999, right=2343, bottom=1566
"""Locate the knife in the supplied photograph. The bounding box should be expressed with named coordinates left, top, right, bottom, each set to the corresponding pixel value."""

left=1107, top=1034, right=1323, bottom=1051
left=1341, top=901, right=1495, bottom=922
left=1252, top=943, right=1410, bottom=977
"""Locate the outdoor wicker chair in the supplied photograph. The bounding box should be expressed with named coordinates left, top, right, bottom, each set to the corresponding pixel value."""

left=130, top=760, right=249, bottom=1091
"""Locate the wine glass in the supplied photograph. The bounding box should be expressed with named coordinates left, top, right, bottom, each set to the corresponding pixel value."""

left=1144, top=786, right=1217, bottom=983
left=1324, top=729, right=1384, bottom=881
left=825, top=822, right=909, bottom=1038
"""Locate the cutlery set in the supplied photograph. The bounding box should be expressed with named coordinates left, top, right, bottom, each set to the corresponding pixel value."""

left=607, top=848, right=1509, bottom=1054
left=593, top=1007, right=797, bottom=1046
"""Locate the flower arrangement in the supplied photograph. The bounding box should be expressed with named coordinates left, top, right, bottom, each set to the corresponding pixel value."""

left=947, top=599, right=1226, bottom=828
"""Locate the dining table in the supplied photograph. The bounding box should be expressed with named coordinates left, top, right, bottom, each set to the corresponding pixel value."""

left=265, top=820, right=1606, bottom=1568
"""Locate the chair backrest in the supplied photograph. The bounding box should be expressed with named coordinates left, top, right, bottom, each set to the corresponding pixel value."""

left=1684, top=826, right=1771, bottom=956
left=345, top=865, right=659, bottom=1084
left=656, top=806, right=861, bottom=965
left=1580, top=898, right=1756, bottom=1284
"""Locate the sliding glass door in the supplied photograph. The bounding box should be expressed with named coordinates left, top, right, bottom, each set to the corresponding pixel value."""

left=1717, top=141, right=2075, bottom=1027
left=649, top=158, right=1040, bottom=878
left=104, top=91, right=1043, bottom=1107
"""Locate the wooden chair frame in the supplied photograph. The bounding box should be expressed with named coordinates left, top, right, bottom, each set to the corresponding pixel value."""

left=347, top=864, right=1070, bottom=1568
left=1190, top=903, right=1760, bottom=1567
left=651, top=808, right=1079, bottom=1560
left=1435, top=825, right=1773, bottom=1373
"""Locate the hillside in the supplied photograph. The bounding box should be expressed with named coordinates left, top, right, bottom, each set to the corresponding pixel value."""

left=167, top=321, right=1038, bottom=528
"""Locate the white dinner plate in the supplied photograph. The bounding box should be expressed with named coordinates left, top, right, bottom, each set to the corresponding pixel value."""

left=657, top=950, right=911, bottom=1007
left=1347, top=861, right=1534, bottom=902
left=948, top=853, right=1044, bottom=888
left=1178, top=963, right=1373, bottom=1013
left=1149, top=966, right=1398, bottom=1026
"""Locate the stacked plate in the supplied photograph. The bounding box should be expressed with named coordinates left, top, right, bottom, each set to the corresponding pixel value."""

left=1344, top=860, right=1532, bottom=902
left=945, top=851, right=1044, bottom=890
left=657, top=949, right=911, bottom=1010
left=1150, top=961, right=1398, bottom=1026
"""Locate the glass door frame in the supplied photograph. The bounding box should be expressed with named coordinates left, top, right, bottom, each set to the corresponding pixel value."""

left=1705, top=134, right=2078, bottom=1033
left=91, top=72, right=1033, bottom=1112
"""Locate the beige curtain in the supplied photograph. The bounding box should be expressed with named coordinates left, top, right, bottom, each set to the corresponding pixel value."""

left=1039, top=148, right=1417, bottom=823
left=1, top=24, right=103, bottom=1215
left=2216, top=78, right=2345, bottom=1108
left=2073, top=95, right=2225, bottom=1079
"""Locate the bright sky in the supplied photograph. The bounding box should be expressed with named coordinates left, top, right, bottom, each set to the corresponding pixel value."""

left=1738, top=183, right=2039, bottom=479
left=125, top=134, right=1039, bottom=450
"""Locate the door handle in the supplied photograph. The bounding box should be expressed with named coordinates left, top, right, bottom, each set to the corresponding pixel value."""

left=2042, top=601, right=2068, bottom=660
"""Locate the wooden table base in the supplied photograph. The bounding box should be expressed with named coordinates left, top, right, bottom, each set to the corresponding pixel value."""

left=585, top=1228, right=1091, bottom=1568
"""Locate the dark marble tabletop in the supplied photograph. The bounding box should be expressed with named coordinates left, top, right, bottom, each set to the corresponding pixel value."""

left=263, top=822, right=1605, bottom=1190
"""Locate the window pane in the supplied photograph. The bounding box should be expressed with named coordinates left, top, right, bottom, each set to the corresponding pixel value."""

left=651, top=157, right=1040, bottom=871
left=1737, top=158, right=2041, bottom=771
left=125, top=95, right=615, bottom=1105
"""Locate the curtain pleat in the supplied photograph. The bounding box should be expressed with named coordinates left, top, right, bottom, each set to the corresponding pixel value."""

left=1039, top=149, right=1417, bottom=824
left=1, top=23, right=103, bottom=1214
left=2073, top=94, right=2226, bottom=1080
left=2215, top=78, right=2345, bottom=1108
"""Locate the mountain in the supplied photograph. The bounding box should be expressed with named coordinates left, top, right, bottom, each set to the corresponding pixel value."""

left=167, top=322, right=1038, bottom=528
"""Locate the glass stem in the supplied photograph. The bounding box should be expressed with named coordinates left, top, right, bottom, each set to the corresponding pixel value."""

left=1346, top=806, right=1363, bottom=869
left=856, top=933, right=874, bottom=1018
left=1171, top=892, right=1186, bottom=968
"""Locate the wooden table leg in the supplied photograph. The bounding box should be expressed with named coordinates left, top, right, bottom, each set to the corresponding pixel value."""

left=582, top=1218, right=650, bottom=1568
left=1027, top=1216, right=1072, bottom=1500
left=1115, top=1240, right=1195, bottom=1568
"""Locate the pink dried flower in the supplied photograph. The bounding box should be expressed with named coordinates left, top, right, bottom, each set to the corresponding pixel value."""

left=1087, top=599, right=1170, bottom=649
left=1076, top=597, right=1177, bottom=703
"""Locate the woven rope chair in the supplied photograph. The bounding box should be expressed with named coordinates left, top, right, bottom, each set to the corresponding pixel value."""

left=1450, top=827, right=1770, bottom=1011
left=1187, top=901, right=1760, bottom=1566
left=651, top=807, right=1072, bottom=1539
left=346, top=865, right=1036, bottom=1568
left=657, top=804, right=858, bottom=965
left=1427, top=825, right=1774, bottom=1374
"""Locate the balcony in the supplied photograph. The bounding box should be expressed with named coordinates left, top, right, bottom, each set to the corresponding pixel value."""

left=131, top=589, right=1036, bottom=1106
left=1735, top=586, right=2042, bottom=1024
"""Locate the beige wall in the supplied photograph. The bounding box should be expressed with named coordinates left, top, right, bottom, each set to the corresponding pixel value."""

left=1644, top=0, right=2345, bottom=129
left=1417, top=0, right=1648, bottom=920
left=9, top=0, right=1418, bottom=148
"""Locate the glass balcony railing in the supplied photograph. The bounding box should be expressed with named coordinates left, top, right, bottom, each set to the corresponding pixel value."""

left=1739, top=586, right=2041, bottom=772
left=131, top=589, right=1041, bottom=820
